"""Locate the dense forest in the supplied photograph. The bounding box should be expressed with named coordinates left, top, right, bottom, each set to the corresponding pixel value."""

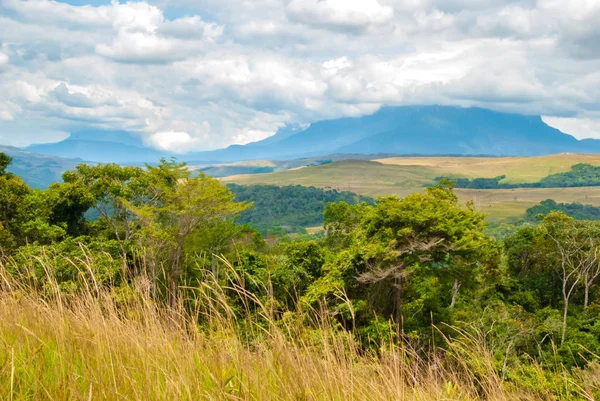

left=437, top=163, right=600, bottom=189
left=2, top=153, right=600, bottom=399
left=228, top=184, right=373, bottom=235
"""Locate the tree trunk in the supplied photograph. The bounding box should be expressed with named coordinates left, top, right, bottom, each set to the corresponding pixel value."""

left=394, top=277, right=403, bottom=331
left=450, top=279, right=461, bottom=308
left=562, top=299, right=569, bottom=345
left=585, top=283, right=590, bottom=309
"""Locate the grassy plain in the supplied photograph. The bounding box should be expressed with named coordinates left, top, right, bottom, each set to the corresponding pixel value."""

left=375, top=153, right=600, bottom=184
left=222, top=154, right=600, bottom=221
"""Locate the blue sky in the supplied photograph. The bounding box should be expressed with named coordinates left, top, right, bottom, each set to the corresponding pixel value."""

left=0, top=0, right=599, bottom=152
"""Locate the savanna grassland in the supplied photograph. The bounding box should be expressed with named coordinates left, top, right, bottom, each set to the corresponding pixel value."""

left=3, top=153, right=600, bottom=400
left=222, top=153, right=600, bottom=220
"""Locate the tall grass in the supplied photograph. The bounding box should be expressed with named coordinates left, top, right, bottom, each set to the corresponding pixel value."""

left=0, top=252, right=597, bottom=400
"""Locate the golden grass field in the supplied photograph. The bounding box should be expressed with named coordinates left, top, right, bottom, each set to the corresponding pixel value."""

left=2, top=255, right=598, bottom=400
left=222, top=154, right=600, bottom=221
left=375, top=153, right=600, bottom=184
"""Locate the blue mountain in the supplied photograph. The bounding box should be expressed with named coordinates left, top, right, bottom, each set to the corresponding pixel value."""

left=26, top=130, right=171, bottom=164
left=23, top=106, right=600, bottom=165
left=0, top=145, right=82, bottom=189
left=185, top=105, right=600, bottom=162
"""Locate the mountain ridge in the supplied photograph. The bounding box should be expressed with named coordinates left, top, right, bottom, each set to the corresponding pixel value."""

left=26, top=130, right=171, bottom=164
left=186, top=106, right=600, bottom=162
left=0, top=145, right=84, bottom=189
left=22, top=106, right=600, bottom=164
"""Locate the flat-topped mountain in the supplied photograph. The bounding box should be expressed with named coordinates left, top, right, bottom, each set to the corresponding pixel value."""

left=26, top=130, right=170, bottom=164
left=186, top=106, right=600, bottom=162
left=23, top=106, right=600, bottom=164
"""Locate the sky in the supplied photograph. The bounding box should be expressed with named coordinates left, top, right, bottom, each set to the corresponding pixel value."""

left=0, top=0, right=600, bottom=152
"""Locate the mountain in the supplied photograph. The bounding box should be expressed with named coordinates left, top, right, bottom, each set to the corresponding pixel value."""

left=26, top=130, right=171, bottom=164
left=0, top=145, right=83, bottom=189
left=186, top=106, right=600, bottom=162
left=336, top=107, right=586, bottom=155
left=23, top=106, right=600, bottom=165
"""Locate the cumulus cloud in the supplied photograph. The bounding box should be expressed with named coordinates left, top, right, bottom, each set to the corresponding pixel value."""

left=286, top=0, right=394, bottom=32
left=50, top=83, right=98, bottom=108
left=0, top=0, right=599, bottom=149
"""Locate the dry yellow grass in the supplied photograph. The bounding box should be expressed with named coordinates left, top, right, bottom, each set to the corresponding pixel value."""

left=456, top=187, right=600, bottom=220
left=1, top=254, right=595, bottom=400
left=305, top=226, right=324, bottom=235
left=375, top=153, right=600, bottom=184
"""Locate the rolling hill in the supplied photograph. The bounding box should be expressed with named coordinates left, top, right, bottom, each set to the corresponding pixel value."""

left=222, top=154, right=600, bottom=221
left=0, top=145, right=84, bottom=189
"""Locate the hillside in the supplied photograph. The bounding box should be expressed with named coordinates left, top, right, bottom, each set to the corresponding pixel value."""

left=223, top=160, right=438, bottom=194
left=0, top=145, right=83, bottom=188
left=222, top=154, right=600, bottom=220
left=223, top=154, right=600, bottom=189
left=375, top=153, right=600, bottom=184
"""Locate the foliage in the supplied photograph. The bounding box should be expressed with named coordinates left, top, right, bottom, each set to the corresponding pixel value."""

left=305, top=183, right=498, bottom=346
left=3, top=150, right=600, bottom=395
left=228, top=184, right=373, bottom=235
left=526, top=199, right=600, bottom=221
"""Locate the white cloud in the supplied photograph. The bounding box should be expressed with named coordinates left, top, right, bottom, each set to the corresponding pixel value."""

left=149, top=127, right=212, bottom=152
left=286, top=0, right=394, bottom=31
left=160, top=16, right=223, bottom=41
left=0, top=0, right=599, bottom=150
left=50, top=83, right=98, bottom=108
left=543, top=116, right=600, bottom=140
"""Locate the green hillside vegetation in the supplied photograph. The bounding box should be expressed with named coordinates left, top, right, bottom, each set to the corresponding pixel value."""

left=228, top=184, right=373, bottom=235
left=224, top=156, right=600, bottom=221
left=4, top=152, right=600, bottom=398
left=526, top=199, right=600, bottom=221
left=439, top=164, right=600, bottom=189
left=224, top=155, right=600, bottom=192
left=190, top=154, right=379, bottom=179
left=485, top=200, right=600, bottom=241
left=201, top=165, right=275, bottom=177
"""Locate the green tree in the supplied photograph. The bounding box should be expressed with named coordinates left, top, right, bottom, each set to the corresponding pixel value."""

left=307, top=184, right=496, bottom=341
left=272, top=241, right=328, bottom=310
left=540, top=212, right=600, bottom=344
left=0, top=154, right=31, bottom=254
left=0, top=153, right=13, bottom=177
left=126, top=159, right=249, bottom=303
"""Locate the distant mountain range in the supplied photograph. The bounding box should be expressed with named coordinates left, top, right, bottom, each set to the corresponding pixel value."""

left=187, top=106, right=600, bottom=162
left=26, top=130, right=171, bottom=164
left=0, top=145, right=83, bottom=189
left=21, top=106, right=600, bottom=165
